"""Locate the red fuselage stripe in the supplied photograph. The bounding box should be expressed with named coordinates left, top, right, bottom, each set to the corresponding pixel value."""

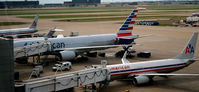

left=111, top=65, right=185, bottom=76
left=117, top=33, right=132, bottom=37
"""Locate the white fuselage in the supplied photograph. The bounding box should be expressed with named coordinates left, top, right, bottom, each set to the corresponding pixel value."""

left=107, top=59, right=190, bottom=79
left=0, top=28, right=37, bottom=37
left=14, top=34, right=117, bottom=50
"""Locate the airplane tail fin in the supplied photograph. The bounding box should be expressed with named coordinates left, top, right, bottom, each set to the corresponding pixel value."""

left=46, top=28, right=64, bottom=38
left=174, top=32, right=198, bottom=59
left=29, top=15, right=39, bottom=29
left=117, top=9, right=138, bottom=37
left=46, top=27, right=56, bottom=38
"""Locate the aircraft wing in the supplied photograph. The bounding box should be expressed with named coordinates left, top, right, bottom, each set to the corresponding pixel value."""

left=119, top=34, right=152, bottom=40
left=135, top=73, right=199, bottom=76
left=138, top=34, right=152, bottom=38
left=190, top=59, right=199, bottom=61
left=55, top=44, right=133, bottom=52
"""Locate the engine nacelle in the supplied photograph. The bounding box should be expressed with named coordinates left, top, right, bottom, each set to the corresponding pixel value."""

left=59, top=51, right=76, bottom=61
left=133, top=75, right=150, bottom=86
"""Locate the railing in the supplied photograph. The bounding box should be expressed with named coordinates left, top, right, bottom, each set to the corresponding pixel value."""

left=14, top=41, right=51, bottom=58
left=17, top=67, right=109, bottom=92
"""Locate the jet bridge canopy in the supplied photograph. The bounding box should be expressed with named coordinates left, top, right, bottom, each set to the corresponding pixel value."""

left=14, top=41, right=51, bottom=59
left=16, top=67, right=109, bottom=92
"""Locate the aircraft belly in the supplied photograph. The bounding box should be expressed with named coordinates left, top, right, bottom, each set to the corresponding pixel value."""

left=156, top=67, right=185, bottom=73
left=110, top=75, right=128, bottom=80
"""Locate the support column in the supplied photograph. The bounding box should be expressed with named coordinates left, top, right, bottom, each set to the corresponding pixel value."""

left=0, top=38, right=14, bottom=92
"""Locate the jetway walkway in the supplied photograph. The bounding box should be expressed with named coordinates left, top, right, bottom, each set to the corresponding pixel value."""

left=14, top=41, right=51, bottom=59
left=15, top=66, right=110, bottom=92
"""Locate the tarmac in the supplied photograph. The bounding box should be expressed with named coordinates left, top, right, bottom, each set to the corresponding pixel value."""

left=1, top=14, right=199, bottom=92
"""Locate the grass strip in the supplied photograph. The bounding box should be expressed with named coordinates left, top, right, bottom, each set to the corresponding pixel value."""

left=0, top=10, right=129, bottom=16
left=0, top=22, right=27, bottom=26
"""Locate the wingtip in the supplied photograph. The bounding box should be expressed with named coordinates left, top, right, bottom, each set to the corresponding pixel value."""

left=121, top=51, right=130, bottom=64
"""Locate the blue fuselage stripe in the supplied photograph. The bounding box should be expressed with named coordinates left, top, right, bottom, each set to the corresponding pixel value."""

left=110, top=63, right=186, bottom=74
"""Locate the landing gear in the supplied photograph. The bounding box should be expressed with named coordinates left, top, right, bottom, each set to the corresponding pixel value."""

left=115, top=45, right=136, bottom=58
left=98, top=52, right=106, bottom=57
left=15, top=57, right=28, bottom=64
left=76, top=56, right=88, bottom=62
left=115, top=50, right=125, bottom=57
left=86, top=52, right=97, bottom=57
left=115, top=50, right=135, bottom=58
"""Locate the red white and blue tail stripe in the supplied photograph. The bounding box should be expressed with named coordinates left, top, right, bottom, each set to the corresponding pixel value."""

left=117, top=9, right=138, bottom=37
left=29, top=15, right=39, bottom=29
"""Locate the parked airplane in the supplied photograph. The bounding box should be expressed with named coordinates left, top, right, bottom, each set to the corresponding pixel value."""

left=0, top=15, right=39, bottom=38
left=107, top=32, right=199, bottom=86
left=14, top=9, right=140, bottom=61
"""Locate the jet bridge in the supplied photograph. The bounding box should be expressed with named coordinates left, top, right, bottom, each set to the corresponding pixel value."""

left=15, top=67, right=109, bottom=92
left=14, top=41, right=51, bottom=59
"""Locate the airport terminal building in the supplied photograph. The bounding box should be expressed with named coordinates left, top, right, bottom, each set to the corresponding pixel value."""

left=64, top=0, right=101, bottom=7
left=0, top=1, right=39, bottom=8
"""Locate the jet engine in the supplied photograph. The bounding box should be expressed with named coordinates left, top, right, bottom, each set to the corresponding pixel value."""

left=59, top=51, right=76, bottom=61
left=132, top=75, right=151, bottom=86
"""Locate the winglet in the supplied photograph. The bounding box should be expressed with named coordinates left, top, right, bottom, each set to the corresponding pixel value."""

left=121, top=51, right=130, bottom=64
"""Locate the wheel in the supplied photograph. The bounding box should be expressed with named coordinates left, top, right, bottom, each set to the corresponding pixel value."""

left=149, top=78, right=154, bottom=85
left=69, top=66, right=72, bottom=70
left=63, top=68, right=67, bottom=71
left=66, top=66, right=71, bottom=71
left=115, top=50, right=125, bottom=57
left=52, top=69, right=56, bottom=72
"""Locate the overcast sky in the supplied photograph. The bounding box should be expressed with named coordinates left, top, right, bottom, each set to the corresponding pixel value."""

left=0, top=0, right=159, bottom=4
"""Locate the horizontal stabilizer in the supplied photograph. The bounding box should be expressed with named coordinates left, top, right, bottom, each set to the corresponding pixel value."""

left=137, top=34, right=153, bottom=38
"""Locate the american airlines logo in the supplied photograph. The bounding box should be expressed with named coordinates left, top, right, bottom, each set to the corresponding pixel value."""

left=185, top=44, right=194, bottom=54
left=110, top=65, right=130, bottom=71
left=32, top=21, right=37, bottom=27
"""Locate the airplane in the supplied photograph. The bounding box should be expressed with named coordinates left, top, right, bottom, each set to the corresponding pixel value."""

left=14, top=9, right=140, bottom=62
left=106, top=32, right=199, bottom=86
left=0, top=15, right=39, bottom=38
